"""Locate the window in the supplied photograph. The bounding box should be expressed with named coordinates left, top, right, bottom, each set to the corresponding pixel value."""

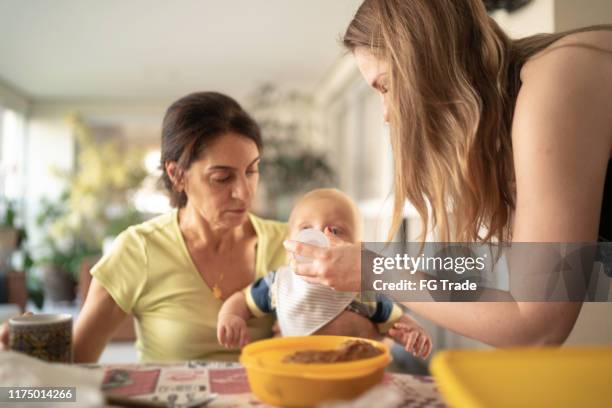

left=0, top=107, right=26, bottom=201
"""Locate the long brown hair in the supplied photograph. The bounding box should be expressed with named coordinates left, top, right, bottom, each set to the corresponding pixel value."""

left=343, top=0, right=611, bottom=243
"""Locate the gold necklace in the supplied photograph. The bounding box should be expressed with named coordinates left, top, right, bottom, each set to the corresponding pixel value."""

left=212, top=270, right=225, bottom=299
left=211, top=232, right=255, bottom=299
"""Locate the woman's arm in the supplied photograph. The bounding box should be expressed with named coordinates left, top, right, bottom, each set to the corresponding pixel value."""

left=73, top=279, right=127, bottom=363
left=406, top=302, right=582, bottom=347
left=287, top=38, right=612, bottom=347
left=405, top=41, right=612, bottom=346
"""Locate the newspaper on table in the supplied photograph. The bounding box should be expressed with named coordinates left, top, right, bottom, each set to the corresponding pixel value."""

left=88, top=361, right=446, bottom=408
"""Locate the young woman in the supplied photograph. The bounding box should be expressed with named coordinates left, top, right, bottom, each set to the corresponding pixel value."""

left=285, top=0, right=612, bottom=348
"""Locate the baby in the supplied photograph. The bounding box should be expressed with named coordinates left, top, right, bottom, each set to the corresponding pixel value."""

left=217, top=188, right=432, bottom=358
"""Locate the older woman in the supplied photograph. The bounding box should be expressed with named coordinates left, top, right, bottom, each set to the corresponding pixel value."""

left=74, top=92, right=288, bottom=362
left=1, top=91, right=378, bottom=362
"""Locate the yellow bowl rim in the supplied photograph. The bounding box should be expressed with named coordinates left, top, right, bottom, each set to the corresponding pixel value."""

left=240, top=335, right=391, bottom=379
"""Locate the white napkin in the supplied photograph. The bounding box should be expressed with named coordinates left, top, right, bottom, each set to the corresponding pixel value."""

left=0, top=350, right=105, bottom=407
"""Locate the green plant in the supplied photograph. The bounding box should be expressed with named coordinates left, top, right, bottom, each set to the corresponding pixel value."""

left=23, top=250, right=43, bottom=309
left=0, top=198, right=42, bottom=308
left=260, top=134, right=335, bottom=198
left=0, top=200, right=16, bottom=227
left=35, top=116, right=148, bottom=281
left=248, top=84, right=336, bottom=218
left=48, top=116, right=147, bottom=250
left=104, top=207, right=146, bottom=238
left=35, top=193, right=95, bottom=281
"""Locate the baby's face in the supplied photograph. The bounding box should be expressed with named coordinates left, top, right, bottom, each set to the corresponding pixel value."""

left=289, top=196, right=360, bottom=244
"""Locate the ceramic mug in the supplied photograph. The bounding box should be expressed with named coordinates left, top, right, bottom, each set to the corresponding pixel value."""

left=9, top=313, right=73, bottom=363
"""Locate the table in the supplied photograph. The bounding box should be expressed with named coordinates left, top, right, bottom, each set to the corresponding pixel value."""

left=94, top=361, right=447, bottom=408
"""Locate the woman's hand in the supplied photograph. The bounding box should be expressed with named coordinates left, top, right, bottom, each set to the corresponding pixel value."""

left=0, top=311, right=32, bottom=350
left=217, top=314, right=250, bottom=349
left=283, top=238, right=362, bottom=291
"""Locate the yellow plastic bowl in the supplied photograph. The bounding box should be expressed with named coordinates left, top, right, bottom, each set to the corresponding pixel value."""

left=240, top=336, right=391, bottom=407
left=431, top=346, right=612, bottom=408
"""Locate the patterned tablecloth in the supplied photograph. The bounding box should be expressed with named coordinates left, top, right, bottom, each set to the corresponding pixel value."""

left=96, top=361, right=447, bottom=408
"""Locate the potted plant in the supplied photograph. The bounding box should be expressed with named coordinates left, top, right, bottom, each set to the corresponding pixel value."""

left=247, top=84, right=336, bottom=219
left=34, top=116, right=147, bottom=304
left=34, top=193, right=86, bottom=303
left=0, top=199, right=41, bottom=309
left=0, top=200, right=19, bottom=273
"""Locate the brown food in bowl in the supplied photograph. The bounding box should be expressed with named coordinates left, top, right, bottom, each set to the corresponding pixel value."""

left=282, top=340, right=383, bottom=364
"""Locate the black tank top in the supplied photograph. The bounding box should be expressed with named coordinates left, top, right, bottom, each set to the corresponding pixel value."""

left=598, top=160, right=611, bottom=276
left=599, top=160, right=612, bottom=242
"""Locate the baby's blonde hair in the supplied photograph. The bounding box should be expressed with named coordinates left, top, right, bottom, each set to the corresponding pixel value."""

left=290, top=188, right=363, bottom=241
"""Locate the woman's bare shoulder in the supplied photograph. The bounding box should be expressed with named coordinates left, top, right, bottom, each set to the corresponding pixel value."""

left=517, top=29, right=612, bottom=155
left=553, top=29, right=612, bottom=48
left=510, top=31, right=612, bottom=242
left=521, top=29, right=612, bottom=81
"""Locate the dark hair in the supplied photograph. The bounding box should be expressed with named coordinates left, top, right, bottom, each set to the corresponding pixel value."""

left=160, top=91, right=263, bottom=208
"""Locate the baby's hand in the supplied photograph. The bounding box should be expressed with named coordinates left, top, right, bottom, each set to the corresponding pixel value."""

left=217, top=314, right=250, bottom=349
left=388, top=317, right=432, bottom=359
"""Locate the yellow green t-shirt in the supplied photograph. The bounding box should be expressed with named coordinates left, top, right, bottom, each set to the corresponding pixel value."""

left=90, top=210, right=288, bottom=362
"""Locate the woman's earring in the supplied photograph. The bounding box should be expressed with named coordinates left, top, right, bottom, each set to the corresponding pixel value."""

left=174, top=179, right=185, bottom=193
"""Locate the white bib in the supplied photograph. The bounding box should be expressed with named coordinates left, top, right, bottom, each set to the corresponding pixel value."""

left=275, top=266, right=356, bottom=336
